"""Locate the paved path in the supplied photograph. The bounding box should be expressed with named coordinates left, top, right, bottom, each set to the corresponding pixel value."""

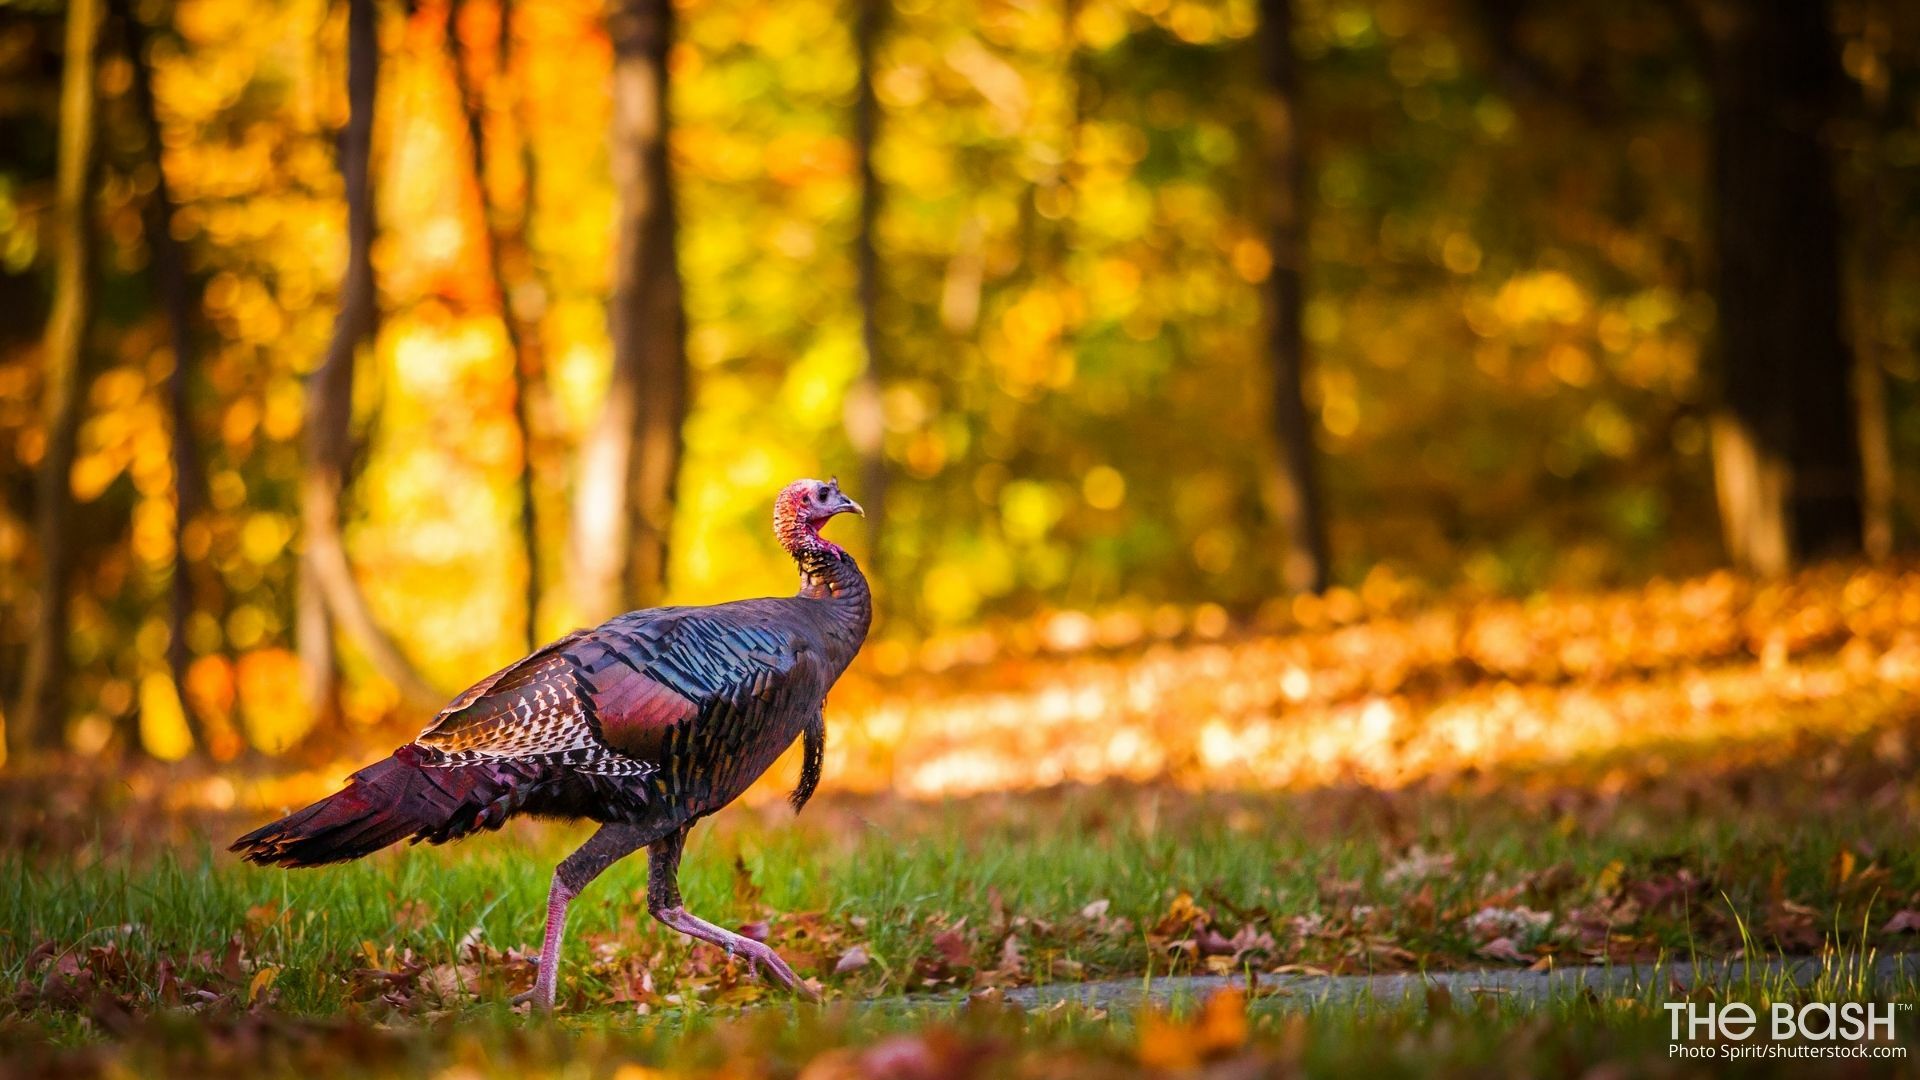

left=918, top=954, right=1920, bottom=1013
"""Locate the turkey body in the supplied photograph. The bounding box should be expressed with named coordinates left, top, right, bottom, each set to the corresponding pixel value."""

left=232, top=478, right=870, bottom=1009
left=449, top=597, right=845, bottom=832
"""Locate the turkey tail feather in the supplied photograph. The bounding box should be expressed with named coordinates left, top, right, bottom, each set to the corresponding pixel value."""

left=230, top=745, right=508, bottom=868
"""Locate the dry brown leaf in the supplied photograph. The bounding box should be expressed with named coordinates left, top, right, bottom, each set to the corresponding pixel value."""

left=1477, top=937, right=1529, bottom=964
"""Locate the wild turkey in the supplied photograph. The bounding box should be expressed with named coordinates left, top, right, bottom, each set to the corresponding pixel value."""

left=232, top=478, right=870, bottom=1009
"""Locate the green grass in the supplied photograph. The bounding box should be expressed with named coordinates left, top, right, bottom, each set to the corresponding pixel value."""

left=6, top=786, right=1915, bottom=1010
left=5, top=757, right=1920, bottom=1074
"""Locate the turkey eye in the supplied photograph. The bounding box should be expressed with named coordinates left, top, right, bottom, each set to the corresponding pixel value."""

left=814, top=485, right=828, bottom=501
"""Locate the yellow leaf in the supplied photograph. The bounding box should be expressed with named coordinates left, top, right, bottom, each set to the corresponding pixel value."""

left=1594, top=860, right=1625, bottom=895
left=248, top=965, right=280, bottom=1004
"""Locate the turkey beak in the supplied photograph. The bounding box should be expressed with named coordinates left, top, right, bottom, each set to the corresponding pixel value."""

left=838, top=496, right=865, bottom=518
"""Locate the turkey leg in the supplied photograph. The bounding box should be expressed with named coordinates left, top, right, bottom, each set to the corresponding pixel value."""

left=647, top=827, right=821, bottom=1001
left=514, top=822, right=651, bottom=1010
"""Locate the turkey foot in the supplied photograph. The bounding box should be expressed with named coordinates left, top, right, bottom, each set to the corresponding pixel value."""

left=654, top=905, right=821, bottom=1002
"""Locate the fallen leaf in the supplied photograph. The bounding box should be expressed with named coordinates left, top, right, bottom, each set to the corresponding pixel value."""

left=246, top=965, right=279, bottom=1004
left=932, top=925, right=972, bottom=970
left=1478, top=937, right=1529, bottom=964
left=219, top=936, right=245, bottom=983
left=1139, top=989, right=1247, bottom=1070
left=996, top=935, right=1024, bottom=976
left=1833, top=848, right=1857, bottom=887
left=1195, top=927, right=1237, bottom=958
left=834, top=945, right=870, bottom=974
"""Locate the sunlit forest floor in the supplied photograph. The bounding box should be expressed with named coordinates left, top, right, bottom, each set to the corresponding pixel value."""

left=6, top=563, right=1920, bottom=1075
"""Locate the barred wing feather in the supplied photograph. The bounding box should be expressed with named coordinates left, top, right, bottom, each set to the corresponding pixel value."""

left=413, top=609, right=820, bottom=779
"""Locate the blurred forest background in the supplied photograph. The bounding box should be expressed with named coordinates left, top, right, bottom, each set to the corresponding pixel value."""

left=1, top=0, right=1918, bottom=767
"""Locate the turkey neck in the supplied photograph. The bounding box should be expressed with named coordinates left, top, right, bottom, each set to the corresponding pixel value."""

left=794, top=546, right=872, bottom=660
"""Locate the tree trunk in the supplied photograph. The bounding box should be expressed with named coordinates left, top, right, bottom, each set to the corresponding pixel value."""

left=12, top=0, right=103, bottom=758
left=1854, top=304, right=1894, bottom=562
left=448, top=0, right=545, bottom=650
left=1850, top=44, right=1898, bottom=562
left=301, top=0, right=443, bottom=719
left=1703, top=0, right=1861, bottom=574
left=118, top=0, right=237, bottom=756
left=570, top=0, right=685, bottom=621
left=1256, top=0, right=1328, bottom=595
left=845, top=0, right=887, bottom=566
